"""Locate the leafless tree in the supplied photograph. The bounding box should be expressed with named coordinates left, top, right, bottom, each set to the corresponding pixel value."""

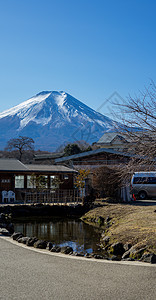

left=5, top=136, right=34, bottom=161
left=93, top=166, right=121, bottom=200
left=115, top=81, right=156, bottom=179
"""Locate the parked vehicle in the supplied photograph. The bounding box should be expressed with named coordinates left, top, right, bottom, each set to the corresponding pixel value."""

left=131, top=172, right=156, bottom=200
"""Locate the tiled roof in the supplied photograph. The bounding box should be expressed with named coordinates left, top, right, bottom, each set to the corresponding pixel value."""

left=34, top=152, right=64, bottom=160
left=25, top=164, right=77, bottom=173
left=96, top=132, right=132, bottom=144
left=0, top=159, right=76, bottom=173
left=55, top=148, right=131, bottom=163
left=0, top=159, right=28, bottom=171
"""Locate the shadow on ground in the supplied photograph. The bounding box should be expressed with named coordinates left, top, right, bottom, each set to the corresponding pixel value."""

left=130, top=199, right=156, bottom=206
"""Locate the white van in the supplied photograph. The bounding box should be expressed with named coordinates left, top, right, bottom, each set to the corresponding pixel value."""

left=131, top=172, right=156, bottom=200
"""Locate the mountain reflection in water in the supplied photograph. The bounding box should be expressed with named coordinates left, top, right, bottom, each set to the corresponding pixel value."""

left=14, top=219, right=102, bottom=254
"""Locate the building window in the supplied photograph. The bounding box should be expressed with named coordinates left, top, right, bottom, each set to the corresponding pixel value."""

left=63, top=175, right=69, bottom=180
left=27, top=175, right=48, bottom=189
left=50, top=176, right=59, bottom=189
left=27, top=175, right=36, bottom=188
left=15, top=175, right=24, bottom=188
left=41, top=175, right=48, bottom=188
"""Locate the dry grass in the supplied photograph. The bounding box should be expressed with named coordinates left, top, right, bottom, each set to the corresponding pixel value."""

left=81, top=202, right=156, bottom=250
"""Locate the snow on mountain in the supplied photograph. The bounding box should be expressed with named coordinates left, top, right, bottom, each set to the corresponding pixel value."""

left=0, top=91, right=118, bottom=151
left=0, top=92, right=51, bottom=129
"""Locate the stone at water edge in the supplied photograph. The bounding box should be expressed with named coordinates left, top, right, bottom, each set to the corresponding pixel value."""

left=12, top=232, right=24, bottom=241
left=129, top=246, right=147, bottom=260
left=110, top=255, right=121, bottom=261
left=60, top=246, right=73, bottom=254
left=122, top=250, right=131, bottom=259
left=93, top=254, right=104, bottom=259
left=140, top=253, right=156, bottom=264
left=110, top=242, right=125, bottom=256
left=34, top=240, right=48, bottom=249
left=46, top=242, right=53, bottom=251
left=123, top=243, right=132, bottom=252
left=72, top=252, right=84, bottom=257
left=122, top=257, right=135, bottom=261
left=0, top=228, right=11, bottom=236
left=84, top=253, right=92, bottom=258
left=50, top=246, right=61, bottom=253
left=26, top=237, right=38, bottom=247
left=17, top=237, right=30, bottom=244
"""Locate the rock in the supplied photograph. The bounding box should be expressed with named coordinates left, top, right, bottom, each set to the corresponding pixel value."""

left=73, top=252, right=84, bottom=257
left=50, top=246, right=61, bottom=253
left=34, top=240, right=47, bottom=249
left=84, top=253, right=92, bottom=258
left=122, top=257, right=135, bottom=261
left=110, top=255, right=121, bottom=261
left=140, top=253, right=156, bottom=264
left=12, top=232, right=24, bottom=241
left=110, top=242, right=125, bottom=256
left=122, top=250, right=130, bottom=259
left=61, top=246, right=73, bottom=254
left=93, top=254, right=104, bottom=259
left=106, top=216, right=111, bottom=223
left=26, top=237, right=38, bottom=247
left=123, top=243, right=132, bottom=252
left=46, top=242, right=53, bottom=251
left=0, top=228, right=11, bottom=236
left=102, top=236, right=110, bottom=245
left=17, top=237, right=29, bottom=244
left=95, top=216, right=105, bottom=226
left=129, top=246, right=147, bottom=260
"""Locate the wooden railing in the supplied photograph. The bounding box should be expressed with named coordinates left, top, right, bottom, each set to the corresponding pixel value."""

left=24, top=189, right=81, bottom=205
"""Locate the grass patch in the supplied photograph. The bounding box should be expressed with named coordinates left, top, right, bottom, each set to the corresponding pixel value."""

left=81, top=201, right=156, bottom=251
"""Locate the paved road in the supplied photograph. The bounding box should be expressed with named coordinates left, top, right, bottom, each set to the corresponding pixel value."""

left=0, top=237, right=156, bottom=300
left=132, top=199, right=156, bottom=206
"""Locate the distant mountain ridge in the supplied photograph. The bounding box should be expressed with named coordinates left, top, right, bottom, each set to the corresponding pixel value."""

left=0, top=91, right=118, bottom=151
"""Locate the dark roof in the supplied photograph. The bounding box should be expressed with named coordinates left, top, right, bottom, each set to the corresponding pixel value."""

left=96, top=130, right=156, bottom=145
left=55, top=148, right=131, bottom=163
left=0, top=159, right=28, bottom=171
left=96, top=132, right=132, bottom=144
left=25, top=164, right=77, bottom=173
left=34, top=152, right=64, bottom=160
left=0, top=159, right=76, bottom=173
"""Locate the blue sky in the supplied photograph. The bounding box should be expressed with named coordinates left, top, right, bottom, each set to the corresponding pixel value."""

left=0, top=0, right=156, bottom=118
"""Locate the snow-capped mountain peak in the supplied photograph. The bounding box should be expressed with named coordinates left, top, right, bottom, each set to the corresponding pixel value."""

left=0, top=92, right=51, bottom=119
left=0, top=91, right=118, bottom=150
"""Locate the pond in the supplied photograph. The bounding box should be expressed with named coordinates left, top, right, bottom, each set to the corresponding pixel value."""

left=13, top=218, right=103, bottom=254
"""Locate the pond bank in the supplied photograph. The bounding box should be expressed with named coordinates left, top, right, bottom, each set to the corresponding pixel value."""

left=0, top=203, right=91, bottom=220
left=1, top=201, right=156, bottom=263
left=81, top=201, right=156, bottom=263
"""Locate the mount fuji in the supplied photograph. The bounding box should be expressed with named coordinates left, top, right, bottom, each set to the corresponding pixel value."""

left=0, top=91, right=118, bottom=151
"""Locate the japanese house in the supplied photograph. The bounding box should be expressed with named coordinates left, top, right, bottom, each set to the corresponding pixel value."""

left=0, top=159, right=77, bottom=202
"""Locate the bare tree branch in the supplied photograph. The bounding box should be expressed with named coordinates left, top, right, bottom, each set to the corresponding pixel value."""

left=5, top=136, right=34, bottom=161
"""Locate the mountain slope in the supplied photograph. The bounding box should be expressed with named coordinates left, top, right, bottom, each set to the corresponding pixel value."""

left=0, top=91, right=118, bottom=151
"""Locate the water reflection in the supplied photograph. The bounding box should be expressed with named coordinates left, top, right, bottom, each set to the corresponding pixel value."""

left=14, top=219, right=102, bottom=254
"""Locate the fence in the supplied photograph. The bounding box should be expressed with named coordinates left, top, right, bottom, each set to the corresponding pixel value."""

left=24, top=189, right=82, bottom=205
